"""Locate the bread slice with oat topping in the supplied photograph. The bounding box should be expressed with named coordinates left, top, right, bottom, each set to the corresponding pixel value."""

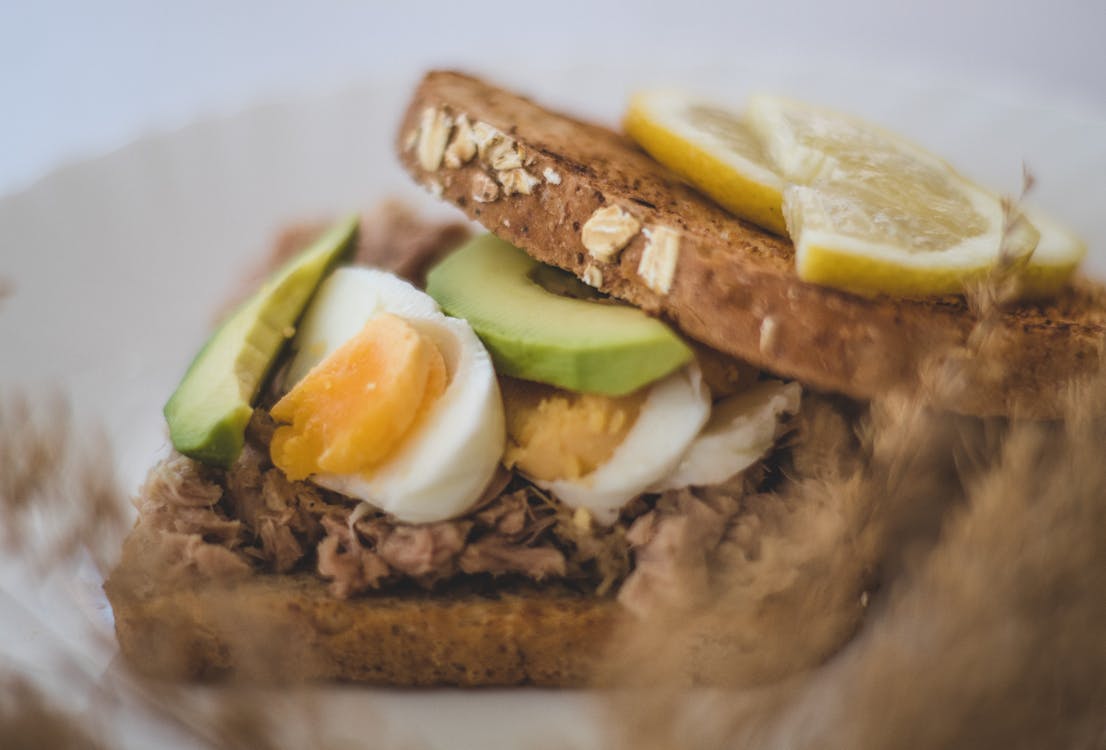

left=396, top=70, right=1106, bottom=419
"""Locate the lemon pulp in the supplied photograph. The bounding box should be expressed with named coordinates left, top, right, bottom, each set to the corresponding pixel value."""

left=625, top=90, right=1084, bottom=297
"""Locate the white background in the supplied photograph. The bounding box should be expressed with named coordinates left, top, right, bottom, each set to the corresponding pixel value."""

left=2, top=0, right=1104, bottom=196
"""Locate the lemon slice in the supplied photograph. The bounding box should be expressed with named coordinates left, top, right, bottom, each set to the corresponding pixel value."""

left=625, top=91, right=788, bottom=236
left=781, top=183, right=1037, bottom=297
left=625, top=90, right=1085, bottom=298
left=1018, top=209, right=1088, bottom=298
left=748, top=94, right=1042, bottom=296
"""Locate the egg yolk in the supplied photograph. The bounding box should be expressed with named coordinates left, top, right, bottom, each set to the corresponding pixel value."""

left=270, top=313, right=447, bottom=481
left=500, top=376, right=646, bottom=481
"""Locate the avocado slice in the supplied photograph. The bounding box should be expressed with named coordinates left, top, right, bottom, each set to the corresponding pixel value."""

left=164, top=215, right=359, bottom=467
left=426, top=234, right=693, bottom=395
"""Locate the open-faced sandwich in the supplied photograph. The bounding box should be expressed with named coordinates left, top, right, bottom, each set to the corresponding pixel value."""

left=105, top=71, right=1105, bottom=686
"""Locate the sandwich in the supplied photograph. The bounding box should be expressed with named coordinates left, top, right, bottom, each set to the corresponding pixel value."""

left=105, top=71, right=1105, bottom=686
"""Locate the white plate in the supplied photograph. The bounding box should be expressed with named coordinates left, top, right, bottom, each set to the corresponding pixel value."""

left=1, top=62, right=1103, bottom=748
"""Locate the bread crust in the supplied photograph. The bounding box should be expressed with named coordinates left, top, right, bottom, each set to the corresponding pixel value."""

left=106, top=546, right=619, bottom=687
left=397, top=70, right=1106, bottom=418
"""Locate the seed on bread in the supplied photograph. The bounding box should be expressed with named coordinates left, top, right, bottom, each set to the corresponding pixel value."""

left=582, top=206, right=641, bottom=263
left=472, top=122, right=500, bottom=156
left=444, top=113, right=477, bottom=168
left=497, top=168, right=540, bottom=196
left=638, top=226, right=680, bottom=294
left=583, top=265, right=604, bottom=288
left=414, top=108, right=554, bottom=202
left=471, top=172, right=500, bottom=203
left=488, top=142, right=523, bottom=171
left=416, top=108, right=453, bottom=172
left=473, top=122, right=523, bottom=171
left=759, top=316, right=780, bottom=355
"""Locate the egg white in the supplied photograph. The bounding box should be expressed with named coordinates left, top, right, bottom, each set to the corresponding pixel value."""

left=532, top=373, right=801, bottom=525
left=281, top=267, right=505, bottom=524
left=533, top=364, right=711, bottom=525
left=283, top=268, right=441, bottom=387
left=650, top=380, right=801, bottom=492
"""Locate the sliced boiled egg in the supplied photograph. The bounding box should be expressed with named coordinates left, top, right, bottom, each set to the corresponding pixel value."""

left=282, top=268, right=441, bottom=386
left=502, top=368, right=800, bottom=525
left=271, top=267, right=504, bottom=524
left=521, top=365, right=712, bottom=525
left=649, top=380, right=801, bottom=492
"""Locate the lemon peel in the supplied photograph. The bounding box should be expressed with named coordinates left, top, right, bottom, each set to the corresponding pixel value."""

left=625, top=91, right=787, bottom=236
left=625, top=90, right=1084, bottom=298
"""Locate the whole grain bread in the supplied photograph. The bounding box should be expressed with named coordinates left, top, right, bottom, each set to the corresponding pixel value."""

left=396, top=70, right=1106, bottom=418
left=105, top=522, right=619, bottom=686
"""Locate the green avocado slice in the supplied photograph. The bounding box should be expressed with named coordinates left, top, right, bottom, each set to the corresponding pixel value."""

left=426, top=234, right=693, bottom=395
left=164, top=215, right=359, bottom=467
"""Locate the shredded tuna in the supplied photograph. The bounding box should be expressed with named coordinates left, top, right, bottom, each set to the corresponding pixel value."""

left=161, top=506, right=241, bottom=546
left=474, top=492, right=527, bottom=534
left=245, top=405, right=278, bottom=447
left=136, top=446, right=647, bottom=596
left=550, top=501, right=633, bottom=595
left=459, top=536, right=566, bottom=579
left=373, top=522, right=468, bottom=579
left=260, top=469, right=328, bottom=538
left=135, top=454, right=243, bottom=547
left=222, top=443, right=267, bottom=529
left=316, top=516, right=389, bottom=597
left=259, top=517, right=303, bottom=573
left=220, top=434, right=332, bottom=572
left=135, top=437, right=751, bottom=600
left=474, top=488, right=555, bottom=540
left=140, top=453, right=223, bottom=508
left=307, top=486, right=627, bottom=596
left=618, top=485, right=745, bottom=617
left=159, top=531, right=252, bottom=580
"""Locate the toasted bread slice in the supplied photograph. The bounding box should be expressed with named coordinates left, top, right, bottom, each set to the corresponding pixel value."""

left=105, top=531, right=618, bottom=686
left=396, top=71, right=1106, bottom=418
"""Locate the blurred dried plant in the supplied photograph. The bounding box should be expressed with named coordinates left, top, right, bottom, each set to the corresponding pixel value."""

left=603, top=178, right=1106, bottom=749
left=967, top=165, right=1039, bottom=329
left=0, top=393, right=351, bottom=748
left=605, top=374, right=1106, bottom=749
left=0, top=676, right=107, bottom=749
left=0, top=394, right=126, bottom=572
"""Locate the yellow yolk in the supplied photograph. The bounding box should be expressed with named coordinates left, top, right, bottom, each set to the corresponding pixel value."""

left=270, top=313, right=447, bottom=481
left=500, top=376, right=646, bottom=481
